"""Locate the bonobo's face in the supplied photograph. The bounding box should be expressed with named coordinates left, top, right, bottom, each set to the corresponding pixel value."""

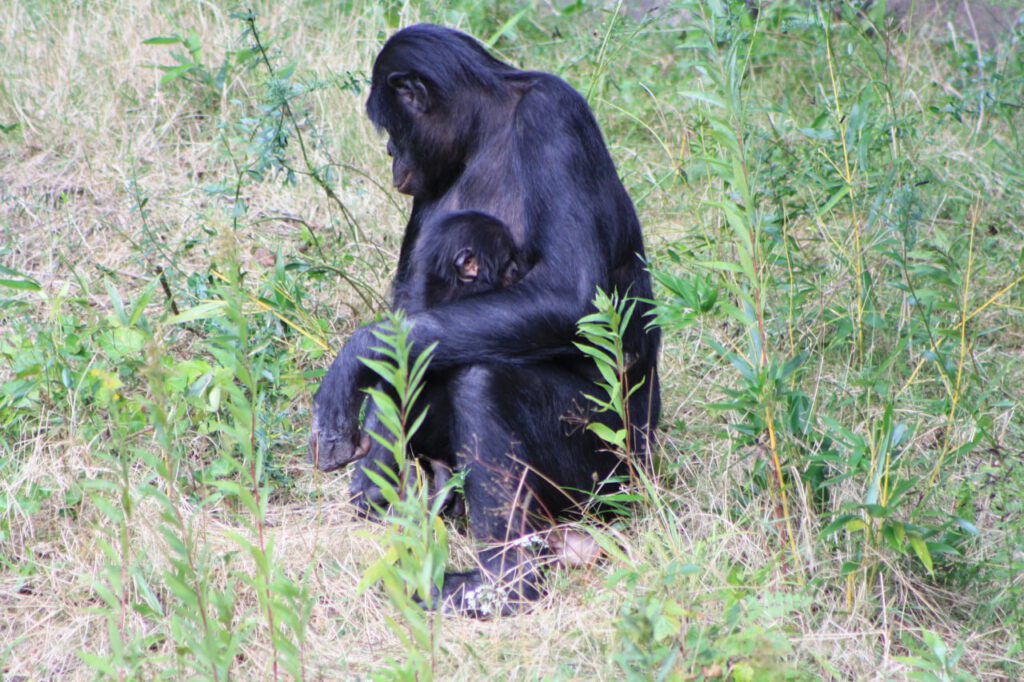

left=367, top=66, right=465, bottom=200
left=387, top=137, right=423, bottom=196
left=451, top=245, right=519, bottom=290
left=366, top=65, right=438, bottom=198
left=453, top=247, right=479, bottom=282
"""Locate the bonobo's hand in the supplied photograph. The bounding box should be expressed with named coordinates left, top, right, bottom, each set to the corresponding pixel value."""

left=307, top=404, right=370, bottom=471
left=307, top=329, right=374, bottom=471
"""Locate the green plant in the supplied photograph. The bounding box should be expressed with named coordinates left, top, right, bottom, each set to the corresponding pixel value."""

left=356, top=313, right=453, bottom=681
left=671, top=0, right=805, bottom=575
left=77, top=283, right=160, bottom=679
left=144, top=30, right=255, bottom=107
left=70, top=260, right=316, bottom=678
left=611, top=558, right=810, bottom=681
left=189, top=266, right=312, bottom=678
left=575, top=288, right=646, bottom=460
left=896, top=629, right=973, bottom=682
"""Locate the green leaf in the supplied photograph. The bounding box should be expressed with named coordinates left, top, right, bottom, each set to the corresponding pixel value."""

left=908, top=534, right=934, bottom=575
left=0, top=277, right=41, bottom=291
left=820, top=514, right=861, bottom=537
left=159, top=65, right=193, bottom=85
left=143, top=35, right=182, bottom=45
left=363, top=467, right=401, bottom=507
left=815, top=185, right=851, bottom=218
left=588, top=422, right=626, bottom=448
left=129, top=280, right=159, bottom=326
left=166, top=300, right=228, bottom=324
left=78, top=651, right=118, bottom=675
left=953, top=518, right=980, bottom=536
left=357, top=559, right=390, bottom=594
left=91, top=496, right=123, bottom=524
left=484, top=7, right=530, bottom=47
left=679, top=90, right=725, bottom=109
left=105, top=280, right=126, bottom=324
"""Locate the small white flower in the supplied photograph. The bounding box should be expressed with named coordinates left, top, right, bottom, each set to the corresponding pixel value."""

left=464, top=583, right=509, bottom=616
left=509, top=533, right=546, bottom=551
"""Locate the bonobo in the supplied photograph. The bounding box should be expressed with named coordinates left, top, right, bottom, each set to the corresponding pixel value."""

left=309, top=24, right=661, bottom=616
left=409, top=210, right=522, bottom=311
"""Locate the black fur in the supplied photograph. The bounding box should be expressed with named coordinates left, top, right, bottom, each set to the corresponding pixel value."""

left=309, top=24, right=661, bottom=615
left=409, top=210, right=522, bottom=310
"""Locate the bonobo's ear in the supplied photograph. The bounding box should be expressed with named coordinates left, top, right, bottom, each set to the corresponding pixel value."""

left=386, top=72, right=430, bottom=116
left=501, top=259, right=520, bottom=287
left=454, top=248, right=479, bottom=282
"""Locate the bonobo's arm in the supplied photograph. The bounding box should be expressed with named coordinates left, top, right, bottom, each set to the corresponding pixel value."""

left=309, top=259, right=600, bottom=471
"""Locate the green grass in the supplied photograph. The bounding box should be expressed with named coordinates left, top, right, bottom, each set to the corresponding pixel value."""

left=1, top=0, right=1022, bottom=679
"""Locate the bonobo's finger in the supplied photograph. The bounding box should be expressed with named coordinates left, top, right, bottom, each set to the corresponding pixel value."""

left=308, top=397, right=368, bottom=471
left=354, top=434, right=371, bottom=460
left=306, top=430, right=321, bottom=467
left=307, top=419, right=361, bottom=472
left=308, top=433, right=351, bottom=471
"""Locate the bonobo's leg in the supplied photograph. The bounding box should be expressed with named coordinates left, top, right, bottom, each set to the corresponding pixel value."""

left=428, top=457, right=466, bottom=518
left=346, top=401, right=393, bottom=514
left=438, top=364, right=624, bottom=616
left=349, top=378, right=455, bottom=513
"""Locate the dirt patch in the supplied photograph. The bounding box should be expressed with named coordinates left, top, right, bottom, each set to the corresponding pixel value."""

left=886, top=0, right=1022, bottom=47
left=624, top=1, right=1021, bottom=48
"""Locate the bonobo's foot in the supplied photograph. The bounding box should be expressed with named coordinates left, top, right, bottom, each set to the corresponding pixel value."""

left=428, top=458, right=466, bottom=518
left=433, top=545, right=545, bottom=618
left=348, top=464, right=389, bottom=516
left=350, top=460, right=465, bottom=518
left=435, top=570, right=541, bottom=618
left=437, top=571, right=509, bottom=618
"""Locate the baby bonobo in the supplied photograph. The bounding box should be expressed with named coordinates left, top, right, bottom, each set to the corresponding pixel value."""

left=408, top=210, right=524, bottom=515
left=409, top=210, right=522, bottom=310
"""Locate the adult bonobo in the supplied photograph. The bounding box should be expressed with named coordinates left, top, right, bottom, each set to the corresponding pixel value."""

left=309, top=24, right=660, bottom=615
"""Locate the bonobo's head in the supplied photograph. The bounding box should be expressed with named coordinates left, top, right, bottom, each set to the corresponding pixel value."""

left=426, top=211, right=521, bottom=299
left=365, top=24, right=514, bottom=198
left=449, top=236, right=521, bottom=290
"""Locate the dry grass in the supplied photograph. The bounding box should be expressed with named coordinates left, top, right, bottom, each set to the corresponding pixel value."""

left=2, top=0, right=1023, bottom=679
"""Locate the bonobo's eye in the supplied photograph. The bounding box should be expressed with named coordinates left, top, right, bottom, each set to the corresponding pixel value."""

left=454, top=248, right=479, bottom=283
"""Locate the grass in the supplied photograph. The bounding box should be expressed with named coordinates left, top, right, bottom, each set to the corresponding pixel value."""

left=1, top=0, right=1023, bottom=679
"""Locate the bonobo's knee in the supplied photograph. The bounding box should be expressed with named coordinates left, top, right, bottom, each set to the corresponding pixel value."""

left=448, top=364, right=496, bottom=413
left=448, top=364, right=517, bottom=468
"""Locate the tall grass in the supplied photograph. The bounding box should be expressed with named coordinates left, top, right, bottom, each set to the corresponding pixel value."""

left=1, top=0, right=1022, bottom=678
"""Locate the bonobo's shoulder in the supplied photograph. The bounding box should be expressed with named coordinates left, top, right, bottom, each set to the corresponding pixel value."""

left=509, top=71, right=584, bottom=101
left=508, top=71, right=591, bottom=122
